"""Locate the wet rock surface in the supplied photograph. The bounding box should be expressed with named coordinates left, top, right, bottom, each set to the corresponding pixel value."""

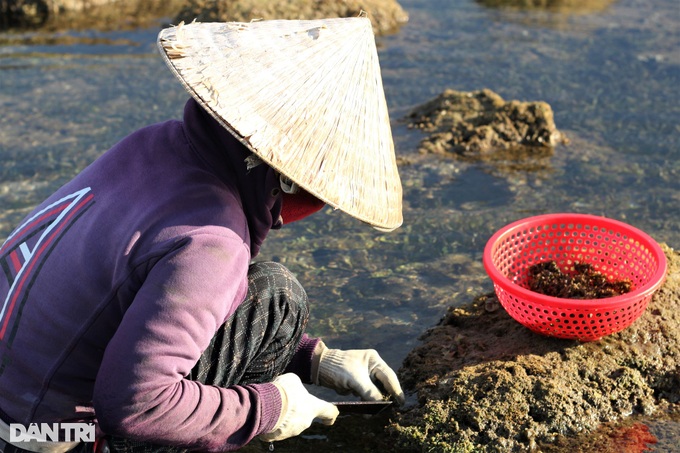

left=475, top=0, right=617, bottom=14
left=174, top=0, right=408, bottom=35
left=389, top=244, right=680, bottom=452
left=407, top=88, right=568, bottom=159
left=1, top=0, right=50, bottom=28
left=0, top=0, right=186, bottom=31
left=1, top=0, right=408, bottom=34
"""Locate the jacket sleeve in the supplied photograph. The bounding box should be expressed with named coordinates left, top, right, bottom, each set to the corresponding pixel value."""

left=93, top=232, right=281, bottom=452
left=284, top=334, right=321, bottom=383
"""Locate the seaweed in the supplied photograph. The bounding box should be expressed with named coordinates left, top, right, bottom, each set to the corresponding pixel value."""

left=528, top=261, right=632, bottom=299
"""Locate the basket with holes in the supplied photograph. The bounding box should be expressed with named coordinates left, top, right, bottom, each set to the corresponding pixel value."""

left=483, top=213, right=667, bottom=341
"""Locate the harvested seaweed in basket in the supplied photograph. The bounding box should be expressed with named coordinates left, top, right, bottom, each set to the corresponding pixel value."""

left=528, top=261, right=632, bottom=299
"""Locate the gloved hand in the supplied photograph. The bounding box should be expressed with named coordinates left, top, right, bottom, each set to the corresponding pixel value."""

left=313, top=341, right=406, bottom=405
left=259, top=373, right=339, bottom=442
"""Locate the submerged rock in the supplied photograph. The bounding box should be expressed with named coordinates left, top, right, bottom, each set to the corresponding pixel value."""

left=173, top=0, right=409, bottom=36
left=390, top=244, right=680, bottom=452
left=407, top=88, right=568, bottom=159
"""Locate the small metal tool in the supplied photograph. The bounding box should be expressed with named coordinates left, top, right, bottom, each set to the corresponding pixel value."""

left=332, top=400, right=393, bottom=415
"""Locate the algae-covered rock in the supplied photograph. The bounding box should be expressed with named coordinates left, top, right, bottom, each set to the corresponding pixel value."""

left=1, top=0, right=49, bottom=28
left=1, top=0, right=187, bottom=31
left=1, top=0, right=407, bottom=33
left=390, top=244, right=680, bottom=452
left=173, top=0, right=409, bottom=36
left=475, top=0, right=617, bottom=15
left=407, top=89, right=568, bottom=159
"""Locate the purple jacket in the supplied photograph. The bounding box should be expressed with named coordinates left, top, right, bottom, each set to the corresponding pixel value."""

left=0, top=99, right=319, bottom=451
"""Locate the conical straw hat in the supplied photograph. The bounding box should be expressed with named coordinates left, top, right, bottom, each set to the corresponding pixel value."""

left=157, top=17, right=403, bottom=231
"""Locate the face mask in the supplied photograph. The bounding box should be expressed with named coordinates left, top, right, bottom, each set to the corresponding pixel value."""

left=279, top=178, right=325, bottom=223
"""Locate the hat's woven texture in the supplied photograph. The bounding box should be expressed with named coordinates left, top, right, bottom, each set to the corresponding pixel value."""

left=158, top=17, right=402, bottom=231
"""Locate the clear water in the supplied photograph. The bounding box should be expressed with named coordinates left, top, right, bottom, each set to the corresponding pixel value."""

left=1, top=0, right=678, bottom=448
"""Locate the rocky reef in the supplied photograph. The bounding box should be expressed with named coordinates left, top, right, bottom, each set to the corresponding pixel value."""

left=474, top=0, right=617, bottom=15
left=0, top=0, right=186, bottom=30
left=0, top=0, right=408, bottom=34
left=174, top=0, right=408, bottom=35
left=407, top=88, right=568, bottom=159
left=390, top=244, right=680, bottom=452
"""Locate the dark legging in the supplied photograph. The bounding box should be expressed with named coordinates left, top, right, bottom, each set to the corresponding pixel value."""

left=97, top=261, right=310, bottom=453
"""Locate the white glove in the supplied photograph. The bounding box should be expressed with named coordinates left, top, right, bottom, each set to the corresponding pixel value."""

left=313, top=342, right=406, bottom=405
left=259, top=373, right=339, bottom=442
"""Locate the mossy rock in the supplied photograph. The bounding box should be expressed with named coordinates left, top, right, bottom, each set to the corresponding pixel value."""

left=475, top=0, right=617, bottom=14
left=407, top=88, right=568, bottom=159
left=174, top=0, right=409, bottom=36
left=390, top=244, right=680, bottom=452
left=1, top=0, right=187, bottom=31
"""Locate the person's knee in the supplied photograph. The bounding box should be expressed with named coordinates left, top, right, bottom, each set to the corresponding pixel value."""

left=245, top=262, right=310, bottom=378
left=249, top=260, right=291, bottom=278
left=247, top=261, right=309, bottom=320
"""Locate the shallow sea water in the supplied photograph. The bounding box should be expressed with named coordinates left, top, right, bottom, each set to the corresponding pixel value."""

left=1, top=0, right=679, bottom=450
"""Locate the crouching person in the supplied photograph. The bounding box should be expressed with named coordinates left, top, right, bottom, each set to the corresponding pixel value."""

left=0, top=16, right=404, bottom=452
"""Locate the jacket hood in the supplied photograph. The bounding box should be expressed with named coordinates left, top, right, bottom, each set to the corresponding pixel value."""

left=181, top=98, right=282, bottom=256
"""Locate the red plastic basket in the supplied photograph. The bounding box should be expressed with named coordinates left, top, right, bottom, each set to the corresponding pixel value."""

left=483, top=213, right=667, bottom=341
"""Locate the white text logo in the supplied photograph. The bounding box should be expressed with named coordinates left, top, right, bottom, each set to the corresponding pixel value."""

left=9, top=423, right=95, bottom=443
